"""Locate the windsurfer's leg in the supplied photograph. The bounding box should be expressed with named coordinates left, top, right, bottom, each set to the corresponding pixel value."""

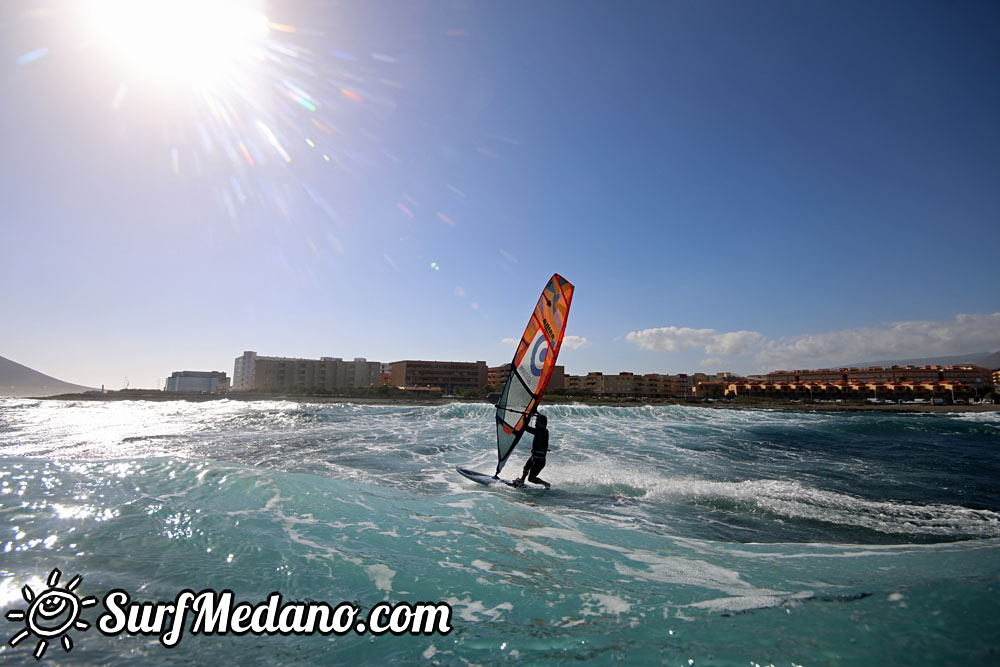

left=512, top=459, right=531, bottom=487
left=526, top=459, right=548, bottom=487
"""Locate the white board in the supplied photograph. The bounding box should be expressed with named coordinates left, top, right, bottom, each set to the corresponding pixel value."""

left=455, top=466, right=512, bottom=486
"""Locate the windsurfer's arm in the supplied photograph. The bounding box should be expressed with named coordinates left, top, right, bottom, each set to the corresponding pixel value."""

left=523, top=411, right=539, bottom=434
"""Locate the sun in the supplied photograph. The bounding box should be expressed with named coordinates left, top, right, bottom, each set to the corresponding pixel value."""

left=81, top=0, right=271, bottom=88
left=5, top=568, right=98, bottom=660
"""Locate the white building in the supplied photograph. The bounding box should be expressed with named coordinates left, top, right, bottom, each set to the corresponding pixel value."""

left=233, top=351, right=382, bottom=392
left=164, top=371, right=230, bottom=393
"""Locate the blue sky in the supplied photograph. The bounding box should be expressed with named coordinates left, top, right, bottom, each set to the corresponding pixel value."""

left=2, top=0, right=998, bottom=389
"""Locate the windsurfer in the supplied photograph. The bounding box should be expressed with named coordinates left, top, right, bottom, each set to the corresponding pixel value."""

left=512, top=413, right=550, bottom=488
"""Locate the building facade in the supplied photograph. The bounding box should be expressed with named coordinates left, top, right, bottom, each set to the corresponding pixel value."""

left=488, top=363, right=565, bottom=390
left=765, top=365, right=993, bottom=387
left=165, top=371, right=230, bottom=393
left=488, top=363, right=511, bottom=388
left=388, top=360, right=489, bottom=393
left=563, top=371, right=697, bottom=398
left=714, top=364, right=997, bottom=401
left=233, top=351, right=381, bottom=392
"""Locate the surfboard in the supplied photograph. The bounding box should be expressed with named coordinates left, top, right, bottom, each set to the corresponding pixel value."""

left=456, top=273, right=574, bottom=487
left=455, top=466, right=513, bottom=486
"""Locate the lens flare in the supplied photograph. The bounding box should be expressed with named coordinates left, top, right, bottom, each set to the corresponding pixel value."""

left=82, top=0, right=270, bottom=87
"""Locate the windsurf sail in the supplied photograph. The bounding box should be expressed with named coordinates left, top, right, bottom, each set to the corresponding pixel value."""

left=494, top=273, right=574, bottom=475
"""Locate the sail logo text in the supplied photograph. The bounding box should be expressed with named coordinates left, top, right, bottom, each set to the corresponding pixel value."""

left=543, top=318, right=555, bottom=341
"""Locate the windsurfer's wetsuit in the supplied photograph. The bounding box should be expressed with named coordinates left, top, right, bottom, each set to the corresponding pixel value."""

left=525, top=425, right=548, bottom=475
left=514, top=414, right=550, bottom=488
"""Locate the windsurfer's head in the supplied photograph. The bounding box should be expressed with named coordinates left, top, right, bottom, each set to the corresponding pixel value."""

left=535, top=414, right=547, bottom=428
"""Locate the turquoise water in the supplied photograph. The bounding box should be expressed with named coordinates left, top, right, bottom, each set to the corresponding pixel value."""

left=1, top=399, right=999, bottom=664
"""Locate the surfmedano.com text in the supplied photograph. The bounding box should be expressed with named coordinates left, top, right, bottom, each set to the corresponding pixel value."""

left=98, top=589, right=453, bottom=647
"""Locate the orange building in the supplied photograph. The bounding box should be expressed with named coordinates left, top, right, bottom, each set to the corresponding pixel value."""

left=732, top=363, right=994, bottom=401
left=488, top=363, right=564, bottom=390
left=765, top=365, right=992, bottom=388
left=564, top=372, right=603, bottom=394
left=563, top=371, right=699, bottom=398
left=388, top=360, right=489, bottom=393
left=488, top=363, right=511, bottom=388
left=940, top=365, right=993, bottom=389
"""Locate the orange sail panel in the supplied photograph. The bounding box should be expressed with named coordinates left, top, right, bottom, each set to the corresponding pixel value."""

left=495, top=273, right=574, bottom=474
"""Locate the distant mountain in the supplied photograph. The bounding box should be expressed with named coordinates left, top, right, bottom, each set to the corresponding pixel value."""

left=851, top=351, right=1000, bottom=369
left=0, top=355, right=95, bottom=397
left=977, top=351, right=1000, bottom=369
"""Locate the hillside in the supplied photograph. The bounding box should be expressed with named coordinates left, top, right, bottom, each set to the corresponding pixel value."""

left=852, top=351, right=1000, bottom=369
left=0, top=355, right=95, bottom=397
left=976, top=350, right=1000, bottom=369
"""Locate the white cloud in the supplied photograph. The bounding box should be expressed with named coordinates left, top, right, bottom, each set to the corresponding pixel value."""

left=754, top=313, right=1000, bottom=368
left=705, top=330, right=765, bottom=356
left=626, top=313, right=1000, bottom=371
left=626, top=327, right=761, bottom=355
left=501, top=335, right=587, bottom=350
left=626, top=326, right=715, bottom=352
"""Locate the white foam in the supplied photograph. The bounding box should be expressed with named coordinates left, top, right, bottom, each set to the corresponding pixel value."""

left=365, top=563, right=395, bottom=592
left=549, top=462, right=1000, bottom=538
left=581, top=592, right=632, bottom=616
left=441, top=597, right=512, bottom=623
left=516, top=539, right=574, bottom=560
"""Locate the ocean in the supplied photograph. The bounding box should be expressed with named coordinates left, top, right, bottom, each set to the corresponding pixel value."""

left=1, top=398, right=998, bottom=665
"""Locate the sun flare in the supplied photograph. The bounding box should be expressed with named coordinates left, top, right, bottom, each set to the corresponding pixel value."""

left=82, top=0, right=270, bottom=87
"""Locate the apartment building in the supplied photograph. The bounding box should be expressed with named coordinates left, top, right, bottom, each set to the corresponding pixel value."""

left=639, top=373, right=687, bottom=398
left=388, top=360, right=489, bottom=393
left=564, top=372, right=603, bottom=393
left=488, top=363, right=565, bottom=390
left=563, top=371, right=695, bottom=398
left=798, top=368, right=850, bottom=383
left=164, top=371, right=230, bottom=393
left=601, top=372, right=640, bottom=396
left=941, top=365, right=994, bottom=389
left=718, top=364, right=996, bottom=401
left=765, top=365, right=992, bottom=386
left=488, top=363, right=511, bottom=387
left=232, top=351, right=381, bottom=392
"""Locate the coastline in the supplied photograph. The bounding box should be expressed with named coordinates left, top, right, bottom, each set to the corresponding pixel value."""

left=23, top=391, right=1000, bottom=414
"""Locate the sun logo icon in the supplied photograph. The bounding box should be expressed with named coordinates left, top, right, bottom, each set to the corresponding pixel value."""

left=6, top=568, right=98, bottom=660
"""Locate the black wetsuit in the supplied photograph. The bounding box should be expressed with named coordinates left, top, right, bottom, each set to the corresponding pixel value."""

left=525, top=425, right=549, bottom=476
